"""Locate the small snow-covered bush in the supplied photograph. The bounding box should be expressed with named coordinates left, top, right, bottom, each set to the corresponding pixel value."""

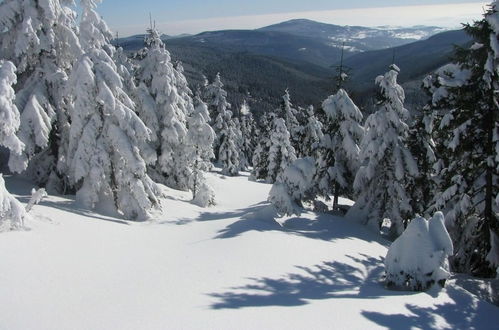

left=385, top=212, right=453, bottom=291
left=192, top=180, right=215, bottom=207
left=0, top=174, right=26, bottom=230
left=268, top=157, right=315, bottom=216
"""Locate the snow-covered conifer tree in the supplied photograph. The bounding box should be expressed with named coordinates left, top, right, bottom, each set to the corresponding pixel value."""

left=0, top=0, right=82, bottom=187
left=300, top=105, right=323, bottom=158
left=66, top=0, right=160, bottom=219
left=406, top=106, right=437, bottom=217
left=187, top=96, right=215, bottom=205
left=252, top=112, right=275, bottom=180
left=268, top=157, right=315, bottom=216
left=316, top=88, right=363, bottom=210
left=217, top=110, right=240, bottom=176
left=426, top=1, right=499, bottom=276
left=267, top=118, right=297, bottom=183
left=205, top=73, right=232, bottom=158
left=0, top=61, right=24, bottom=172
left=276, top=89, right=302, bottom=155
left=348, top=65, right=418, bottom=238
left=134, top=27, right=193, bottom=190
left=238, top=101, right=257, bottom=170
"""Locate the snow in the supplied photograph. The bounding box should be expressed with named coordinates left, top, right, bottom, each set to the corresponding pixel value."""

left=1, top=172, right=498, bottom=329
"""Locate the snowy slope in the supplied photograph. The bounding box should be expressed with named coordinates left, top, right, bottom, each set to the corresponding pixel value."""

left=1, top=172, right=498, bottom=330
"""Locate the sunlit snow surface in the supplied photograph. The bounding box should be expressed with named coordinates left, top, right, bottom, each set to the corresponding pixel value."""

left=1, top=171, right=498, bottom=330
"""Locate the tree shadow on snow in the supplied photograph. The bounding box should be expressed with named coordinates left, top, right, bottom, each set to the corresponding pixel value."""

left=209, top=254, right=411, bottom=309
left=196, top=202, right=385, bottom=244
left=361, top=285, right=499, bottom=329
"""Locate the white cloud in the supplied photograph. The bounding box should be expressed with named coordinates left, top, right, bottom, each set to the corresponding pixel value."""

left=112, top=2, right=489, bottom=36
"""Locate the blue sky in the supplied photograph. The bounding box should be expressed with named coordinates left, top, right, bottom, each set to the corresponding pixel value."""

left=96, top=0, right=490, bottom=36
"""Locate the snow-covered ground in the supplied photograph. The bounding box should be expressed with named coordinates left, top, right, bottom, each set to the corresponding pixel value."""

left=1, top=171, right=498, bottom=330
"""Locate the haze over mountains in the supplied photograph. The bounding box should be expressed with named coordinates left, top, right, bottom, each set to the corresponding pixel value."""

left=116, top=19, right=471, bottom=114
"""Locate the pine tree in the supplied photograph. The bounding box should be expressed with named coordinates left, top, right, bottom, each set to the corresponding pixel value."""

left=65, top=0, right=160, bottom=220
left=252, top=112, right=275, bottom=180
left=316, top=88, right=364, bottom=210
left=427, top=2, right=499, bottom=276
left=0, top=61, right=24, bottom=172
left=267, top=118, right=297, bottom=183
left=0, top=0, right=82, bottom=188
left=134, top=27, right=193, bottom=190
left=348, top=65, right=418, bottom=238
left=300, top=105, right=324, bottom=158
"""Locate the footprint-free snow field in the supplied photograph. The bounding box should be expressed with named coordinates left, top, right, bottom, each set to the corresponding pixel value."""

left=1, top=172, right=498, bottom=330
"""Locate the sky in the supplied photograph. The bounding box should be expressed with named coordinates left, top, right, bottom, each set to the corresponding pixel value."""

left=95, top=0, right=490, bottom=37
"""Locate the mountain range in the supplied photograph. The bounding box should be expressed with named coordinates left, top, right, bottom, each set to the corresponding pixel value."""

left=115, top=19, right=472, bottom=115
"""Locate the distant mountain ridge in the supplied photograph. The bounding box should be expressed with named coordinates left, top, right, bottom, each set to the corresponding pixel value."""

left=115, top=19, right=471, bottom=114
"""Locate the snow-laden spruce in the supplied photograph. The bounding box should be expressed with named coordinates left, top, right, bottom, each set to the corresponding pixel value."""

left=65, top=0, right=160, bottom=220
left=0, top=61, right=24, bottom=172
left=216, top=110, right=241, bottom=176
left=187, top=96, right=215, bottom=206
left=300, top=105, right=323, bottom=158
left=205, top=73, right=234, bottom=158
left=269, top=157, right=315, bottom=216
left=385, top=212, right=453, bottom=291
left=277, top=90, right=302, bottom=155
left=0, top=174, right=26, bottom=231
left=0, top=0, right=82, bottom=187
left=347, top=65, right=418, bottom=238
left=134, top=27, right=192, bottom=190
left=406, top=103, right=437, bottom=218
left=237, top=101, right=257, bottom=170
left=426, top=2, right=499, bottom=276
left=267, top=118, right=297, bottom=183
left=316, top=88, right=363, bottom=210
left=252, top=112, right=275, bottom=181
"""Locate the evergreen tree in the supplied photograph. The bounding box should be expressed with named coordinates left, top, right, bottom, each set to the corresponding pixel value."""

left=205, top=73, right=232, bottom=158
left=252, top=112, right=275, bottom=180
left=134, top=27, right=192, bottom=190
left=65, top=0, right=160, bottom=219
left=0, top=0, right=82, bottom=188
left=316, top=88, right=363, bottom=210
left=217, top=110, right=240, bottom=176
left=426, top=2, right=499, bottom=276
left=0, top=61, right=24, bottom=172
left=237, top=100, right=257, bottom=170
left=301, top=105, right=323, bottom=158
left=276, top=89, right=302, bottom=155
left=267, top=118, right=297, bottom=183
left=187, top=96, right=215, bottom=206
left=406, top=106, right=437, bottom=217
left=348, top=65, right=418, bottom=238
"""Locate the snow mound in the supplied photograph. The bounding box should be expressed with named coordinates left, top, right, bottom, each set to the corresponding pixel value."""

left=385, top=212, right=454, bottom=291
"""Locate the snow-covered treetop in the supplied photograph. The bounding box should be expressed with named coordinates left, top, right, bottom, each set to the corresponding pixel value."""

left=0, top=0, right=81, bottom=73
left=144, top=27, right=164, bottom=48
left=240, top=100, right=251, bottom=116
left=375, top=65, right=408, bottom=119
left=322, top=88, right=363, bottom=123
left=79, top=0, right=113, bottom=52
